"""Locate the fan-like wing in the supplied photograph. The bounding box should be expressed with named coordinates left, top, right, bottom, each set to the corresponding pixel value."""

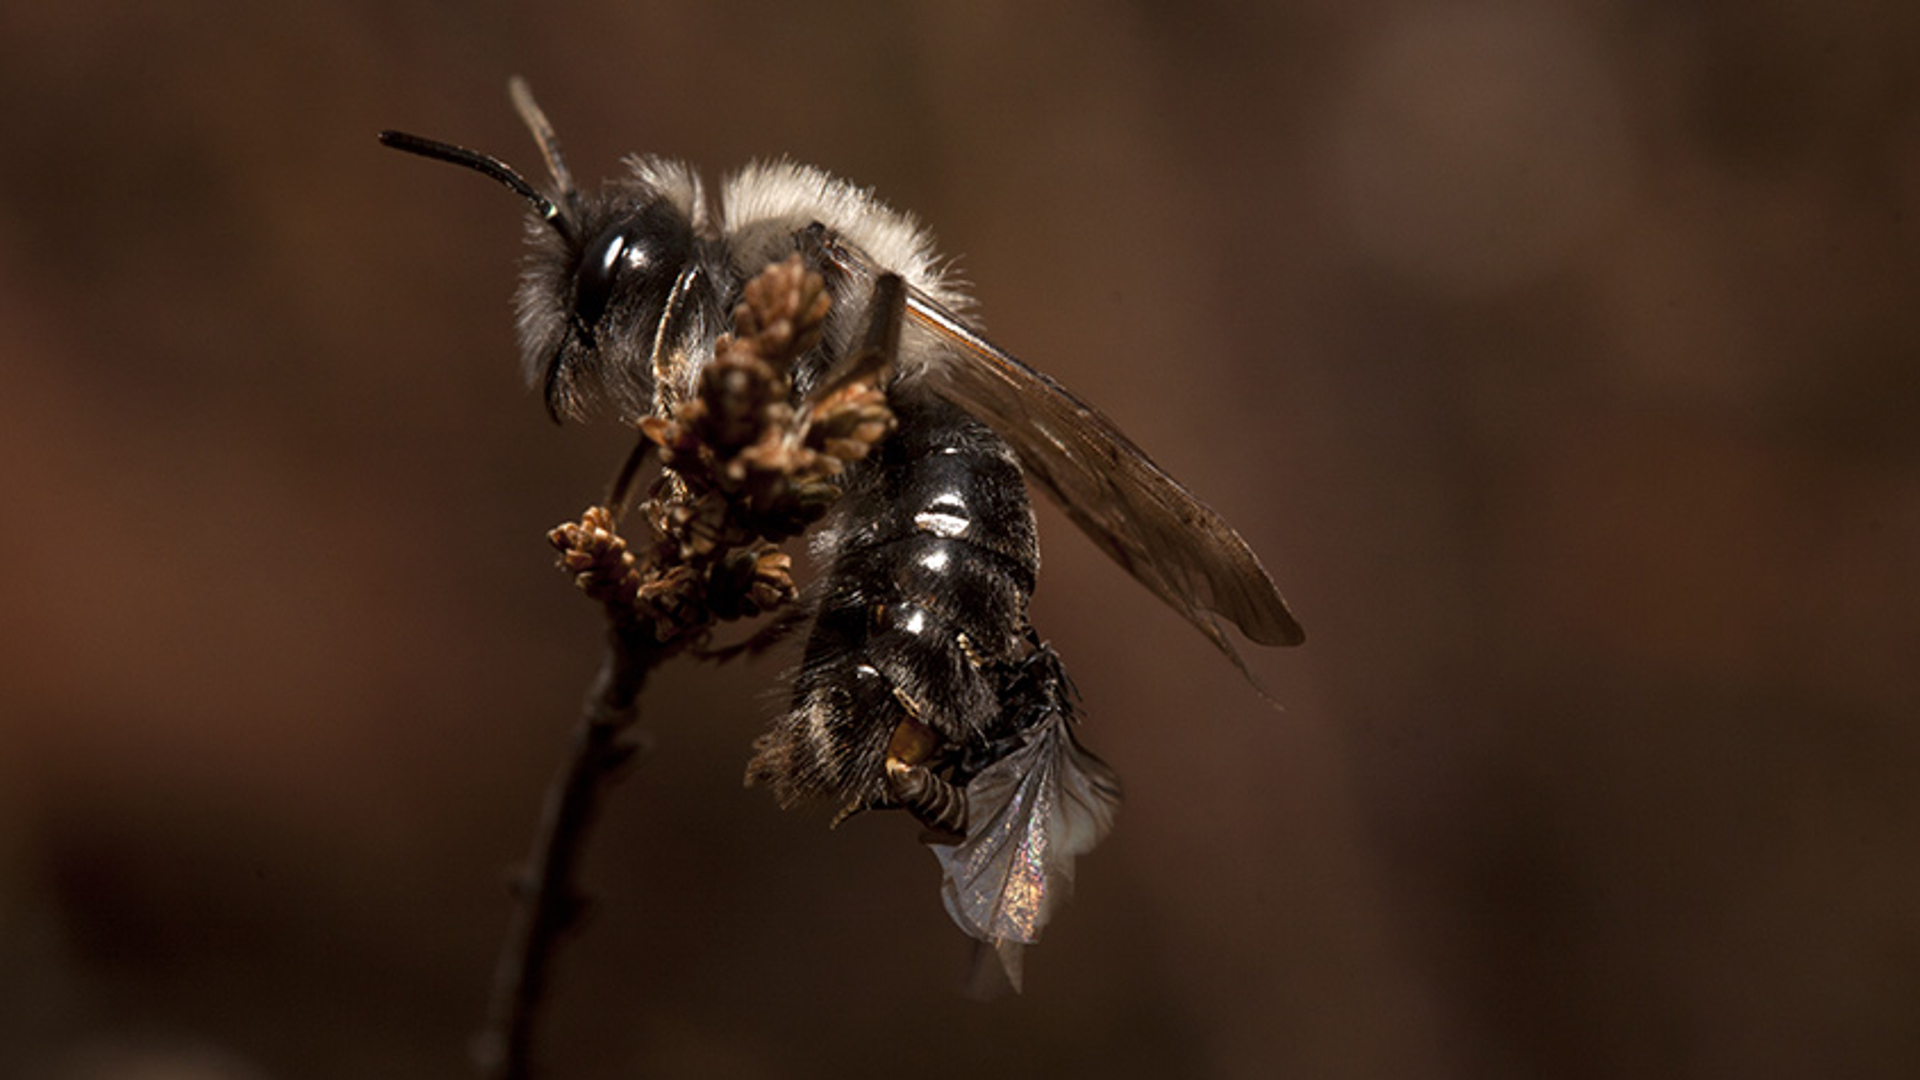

left=903, top=290, right=1305, bottom=655
left=933, top=710, right=1122, bottom=991
left=813, top=232, right=1303, bottom=668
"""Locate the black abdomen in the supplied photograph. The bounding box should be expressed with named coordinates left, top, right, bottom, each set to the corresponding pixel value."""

left=747, top=387, right=1042, bottom=813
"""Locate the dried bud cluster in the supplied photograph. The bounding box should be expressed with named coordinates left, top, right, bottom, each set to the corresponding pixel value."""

left=549, top=255, right=896, bottom=643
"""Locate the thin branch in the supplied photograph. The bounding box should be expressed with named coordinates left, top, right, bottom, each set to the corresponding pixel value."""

left=473, top=620, right=667, bottom=1080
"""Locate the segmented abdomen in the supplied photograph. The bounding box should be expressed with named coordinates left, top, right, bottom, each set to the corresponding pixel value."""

left=747, top=388, right=1041, bottom=814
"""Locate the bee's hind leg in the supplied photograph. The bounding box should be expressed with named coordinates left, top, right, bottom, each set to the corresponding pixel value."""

left=882, top=718, right=969, bottom=840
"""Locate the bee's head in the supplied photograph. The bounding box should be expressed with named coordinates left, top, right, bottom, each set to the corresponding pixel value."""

left=380, top=78, right=709, bottom=423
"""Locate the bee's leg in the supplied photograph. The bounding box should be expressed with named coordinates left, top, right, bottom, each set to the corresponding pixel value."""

left=882, top=717, right=969, bottom=839
left=601, top=431, right=656, bottom=521
left=887, top=761, right=969, bottom=840
left=806, top=271, right=906, bottom=405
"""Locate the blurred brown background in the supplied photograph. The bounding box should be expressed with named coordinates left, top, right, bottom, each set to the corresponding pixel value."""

left=2, top=2, right=1916, bottom=1077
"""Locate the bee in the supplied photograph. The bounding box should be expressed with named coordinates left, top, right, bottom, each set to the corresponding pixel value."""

left=380, top=79, right=1303, bottom=990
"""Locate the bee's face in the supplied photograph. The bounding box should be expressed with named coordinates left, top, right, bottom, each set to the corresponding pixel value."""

left=514, top=164, right=712, bottom=423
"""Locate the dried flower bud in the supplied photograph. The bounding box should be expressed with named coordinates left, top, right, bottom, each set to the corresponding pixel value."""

left=551, top=252, right=894, bottom=646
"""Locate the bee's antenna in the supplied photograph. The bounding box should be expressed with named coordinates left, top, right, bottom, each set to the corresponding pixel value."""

left=508, top=76, right=579, bottom=213
left=377, top=128, right=576, bottom=245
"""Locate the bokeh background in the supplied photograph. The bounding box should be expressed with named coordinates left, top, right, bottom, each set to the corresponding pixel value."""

left=3, top=2, right=1916, bottom=1077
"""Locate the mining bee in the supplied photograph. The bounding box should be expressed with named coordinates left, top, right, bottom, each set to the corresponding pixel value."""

left=381, top=80, right=1302, bottom=990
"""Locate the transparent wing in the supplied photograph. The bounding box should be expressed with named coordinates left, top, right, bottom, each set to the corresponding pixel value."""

left=932, top=710, right=1122, bottom=991
left=902, top=289, right=1305, bottom=657
left=811, top=231, right=1302, bottom=665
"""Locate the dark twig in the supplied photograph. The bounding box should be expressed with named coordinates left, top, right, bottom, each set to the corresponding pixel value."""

left=471, top=255, right=894, bottom=1079
left=473, top=619, right=666, bottom=1080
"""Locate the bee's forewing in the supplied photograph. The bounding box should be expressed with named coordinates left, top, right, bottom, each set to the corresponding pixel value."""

left=901, top=291, right=1306, bottom=656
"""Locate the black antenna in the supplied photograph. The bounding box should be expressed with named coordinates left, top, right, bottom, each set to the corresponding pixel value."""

left=377, top=128, right=575, bottom=245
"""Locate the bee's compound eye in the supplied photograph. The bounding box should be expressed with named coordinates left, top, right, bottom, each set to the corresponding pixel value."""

left=573, top=223, right=632, bottom=331
left=569, top=205, right=692, bottom=338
